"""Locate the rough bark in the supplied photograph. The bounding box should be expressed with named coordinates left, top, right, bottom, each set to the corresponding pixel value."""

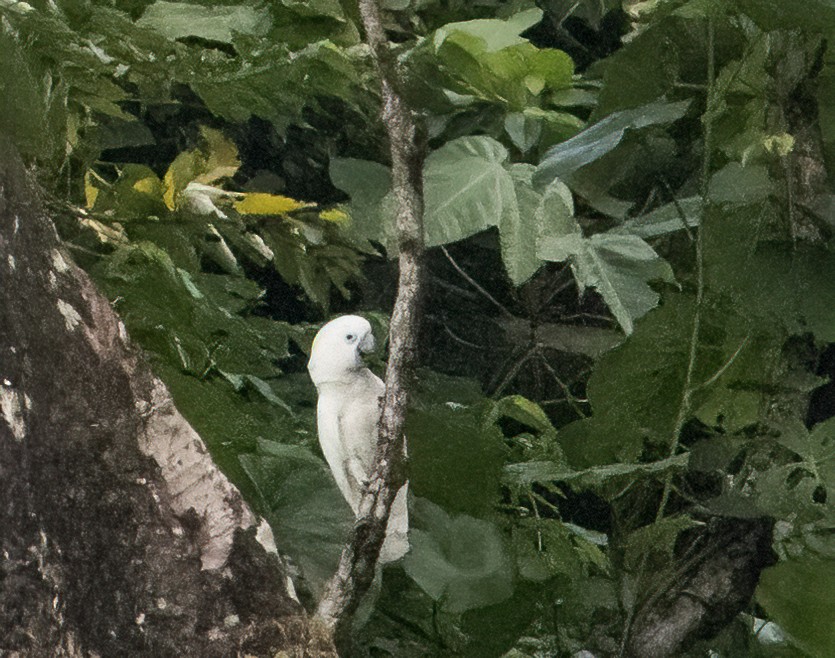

left=626, top=518, right=775, bottom=657
left=316, top=0, right=426, bottom=649
left=0, top=139, right=335, bottom=657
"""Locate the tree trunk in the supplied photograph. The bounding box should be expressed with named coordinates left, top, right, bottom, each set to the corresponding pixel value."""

left=0, top=139, right=335, bottom=657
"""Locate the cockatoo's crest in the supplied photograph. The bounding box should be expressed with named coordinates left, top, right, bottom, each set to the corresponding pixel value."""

left=308, top=315, right=376, bottom=386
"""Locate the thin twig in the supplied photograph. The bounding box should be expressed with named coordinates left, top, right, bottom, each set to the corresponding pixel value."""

left=637, top=186, right=659, bottom=216
left=695, top=335, right=750, bottom=391
left=537, top=267, right=575, bottom=312
left=559, top=313, right=616, bottom=324
left=656, top=17, right=715, bottom=525
left=558, top=1, right=582, bottom=27
left=441, top=246, right=514, bottom=318
left=660, top=178, right=695, bottom=242
left=440, top=322, right=486, bottom=350
left=535, top=349, right=587, bottom=419
left=492, top=346, right=537, bottom=398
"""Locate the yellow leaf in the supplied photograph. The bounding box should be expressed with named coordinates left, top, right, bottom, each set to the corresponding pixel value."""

left=133, top=175, right=163, bottom=197
left=234, top=193, right=313, bottom=215
left=163, top=150, right=201, bottom=210
left=194, top=126, right=241, bottom=184
left=763, top=133, right=795, bottom=157
left=161, top=126, right=240, bottom=210
left=84, top=170, right=102, bottom=209
left=319, top=208, right=349, bottom=223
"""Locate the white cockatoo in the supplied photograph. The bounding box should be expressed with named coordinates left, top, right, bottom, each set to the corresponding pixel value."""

left=307, top=315, right=409, bottom=563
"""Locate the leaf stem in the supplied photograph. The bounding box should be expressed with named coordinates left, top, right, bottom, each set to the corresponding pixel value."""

left=656, top=18, right=715, bottom=523
left=619, top=19, right=716, bottom=657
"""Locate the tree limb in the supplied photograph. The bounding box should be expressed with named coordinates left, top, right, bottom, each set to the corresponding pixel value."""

left=627, top=519, right=774, bottom=657
left=316, top=0, right=426, bottom=647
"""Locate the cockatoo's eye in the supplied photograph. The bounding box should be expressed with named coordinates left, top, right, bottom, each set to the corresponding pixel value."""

left=346, top=334, right=355, bottom=342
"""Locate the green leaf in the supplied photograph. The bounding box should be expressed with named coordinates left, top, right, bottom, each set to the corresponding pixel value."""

left=534, top=100, right=691, bottom=188
left=505, top=112, right=542, bottom=153
left=329, top=156, right=396, bottom=251
left=403, top=498, right=514, bottom=614
left=432, top=9, right=543, bottom=53
left=490, top=395, right=556, bottom=437
left=513, top=520, right=585, bottom=582
left=240, top=440, right=353, bottom=597
left=137, top=1, right=270, bottom=43
left=556, top=296, right=700, bottom=466
left=538, top=233, right=675, bottom=334
left=404, top=371, right=505, bottom=517
left=0, top=26, right=63, bottom=160
left=503, top=453, right=689, bottom=491
left=610, top=197, right=702, bottom=239
left=424, top=135, right=513, bottom=247
left=335, top=139, right=577, bottom=286
left=707, top=162, right=773, bottom=205
left=408, top=404, right=506, bottom=517
left=88, top=163, right=166, bottom=218
left=501, top=166, right=574, bottom=285
left=757, top=558, right=835, bottom=658
left=693, top=332, right=785, bottom=434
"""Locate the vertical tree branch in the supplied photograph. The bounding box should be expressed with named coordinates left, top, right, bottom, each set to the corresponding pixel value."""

left=619, top=21, right=716, bottom=657
left=316, top=0, right=426, bottom=646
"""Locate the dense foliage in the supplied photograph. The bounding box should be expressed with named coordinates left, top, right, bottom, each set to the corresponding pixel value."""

left=2, top=0, right=834, bottom=655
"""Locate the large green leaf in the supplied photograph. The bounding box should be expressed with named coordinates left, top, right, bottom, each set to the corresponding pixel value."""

left=757, top=558, right=835, bottom=658
left=403, top=498, right=514, bottom=614
left=137, top=1, right=270, bottom=43
left=407, top=383, right=506, bottom=517
left=556, top=295, right=743, bottom=466
left=240, top=439, right=353, bottom=597
left=431, top=9, right=543, bottom=53
left=538, top=232, right=675, bottom=334
left=501, top=165, right=575, bottom=285
left=333, top=137, right=577, bottom=286
left=424, top=136, right=514, bottom=247
left=533, top=100, right=691, bottom=188
left=0, top=25, right=64, bottom=161
left=707, top=162, right=773, bottom=205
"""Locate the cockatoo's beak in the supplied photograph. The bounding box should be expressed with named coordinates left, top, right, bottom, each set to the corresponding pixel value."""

left=358, top=332, right=375, bottom=354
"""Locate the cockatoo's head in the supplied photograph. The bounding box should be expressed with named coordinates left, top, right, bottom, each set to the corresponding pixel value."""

left=307, top=315, right=376, bottom=386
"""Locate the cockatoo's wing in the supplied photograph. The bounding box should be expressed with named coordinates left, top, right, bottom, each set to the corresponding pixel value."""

left=337, top=370, right=408, bottom=562
left=335, top=368, right=385, bottom=512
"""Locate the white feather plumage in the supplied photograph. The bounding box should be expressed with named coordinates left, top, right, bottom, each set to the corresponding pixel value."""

left=308, top=315, right=409, bottom=563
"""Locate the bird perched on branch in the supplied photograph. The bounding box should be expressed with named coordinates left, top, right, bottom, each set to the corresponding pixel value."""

left=307, top=315, right=409, bottom=563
